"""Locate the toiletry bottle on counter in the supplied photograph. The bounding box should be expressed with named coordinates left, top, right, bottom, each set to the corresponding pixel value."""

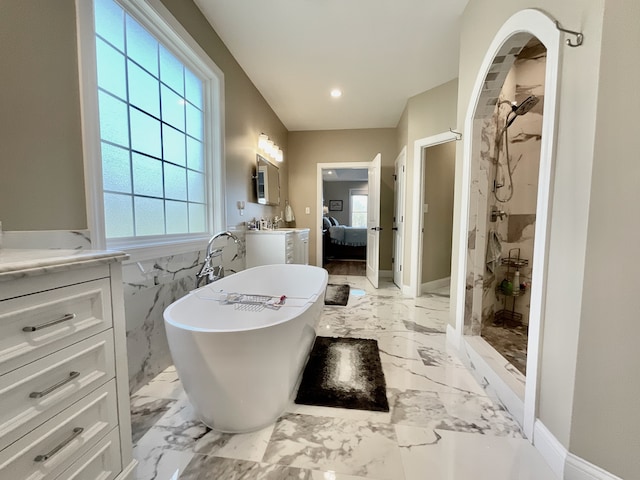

left=513, top=270, right=520, bottom=293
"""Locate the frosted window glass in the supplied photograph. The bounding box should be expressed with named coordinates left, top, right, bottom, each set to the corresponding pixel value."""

left=187, top=171, right=205, bottom=203
left=125, top=15, right=158, bottom=76
left=186, top=137, right=204, bottom=172
left=186, top=103, right=203, bottom=140
left=96, top=39, right=126, bottom=100
left=160, top=46, right=184, bottom=95
left=104, top=193, right=133, bottom=238
left=128, top=61, right=160, bottom=118
left=132, top=153, right=163, bottom=197
left=185, top=69, right=202, bottom=109
left=162, top=125, right=186, bottom=166
left=99, top=92, right=129, bottom=147
left=134, top=196, right=165, bottom=236
left=95, top=0, right=124, bottom=51
left=189, top=203, right=206, bottom=233
left=165, top=200, right=188, bottom=234
left=164, top=163, right=187, bottom=200
left=101, top=142, right=131, bottom=193
left=130, top=108, right=161, bottom=158
left=161, top=85, right=185, bottom=131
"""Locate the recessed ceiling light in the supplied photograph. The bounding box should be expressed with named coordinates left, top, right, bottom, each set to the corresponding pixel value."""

left=330, top=89, right=342, bottom=98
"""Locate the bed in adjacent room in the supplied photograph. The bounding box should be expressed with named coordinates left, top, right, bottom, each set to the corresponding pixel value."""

left=322, top=217, right=367, bottom=262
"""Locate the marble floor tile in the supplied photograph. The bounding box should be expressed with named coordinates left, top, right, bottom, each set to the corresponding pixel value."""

left=131, top=274, right=553, bottom=480
left=133, top=365, right=184, bottom=400
left=263, top=413, right=404, bottom=479
left=130, top=395, right=177, bottom=444
left=395, top=426, right=556, bottom=480
left=389, top=389, right=522, bottom=437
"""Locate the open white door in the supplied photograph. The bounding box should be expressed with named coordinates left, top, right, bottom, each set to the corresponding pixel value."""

left=392, top=149, right=406, bottom=288
left=366, top=153, right=381, bottom=288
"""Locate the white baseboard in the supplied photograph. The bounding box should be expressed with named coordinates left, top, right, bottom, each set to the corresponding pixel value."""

left=421, top=276, right=450, bottom=293
left=379, top=269, right=393, bottom=279
left=534, top=420, right=622, bottom=480
left=565, top=454, right=623, bottom=480
left=534, top=420, right=567, bottom=479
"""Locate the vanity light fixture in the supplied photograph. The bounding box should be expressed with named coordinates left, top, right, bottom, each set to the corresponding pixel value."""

left=257, top=133, right=284, bottom=163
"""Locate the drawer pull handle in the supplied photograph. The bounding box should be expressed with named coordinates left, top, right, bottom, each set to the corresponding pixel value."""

left=29, top=371, right=80, bottom=399
left=34, top=427, right=84, bottom=462
left=23, top=313, right=76, bottom=332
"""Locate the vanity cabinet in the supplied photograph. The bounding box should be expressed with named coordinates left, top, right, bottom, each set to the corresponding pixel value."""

left=0, top=250, right=136, bottom=480
left=245, top=229, right=310, bottom=267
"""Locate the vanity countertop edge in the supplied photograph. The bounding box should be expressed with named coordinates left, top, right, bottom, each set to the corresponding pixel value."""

left=0, top=249, right=128, bottom=280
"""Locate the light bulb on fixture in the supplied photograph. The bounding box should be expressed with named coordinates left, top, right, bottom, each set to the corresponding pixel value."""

left=258, top=133, right=269, bottom=150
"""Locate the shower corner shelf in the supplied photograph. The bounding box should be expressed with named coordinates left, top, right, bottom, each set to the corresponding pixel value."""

left=494, top=248, right=528, bottom=327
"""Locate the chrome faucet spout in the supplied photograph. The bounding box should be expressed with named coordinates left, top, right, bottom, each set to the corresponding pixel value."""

left=196, top=231, right=243, bottom=288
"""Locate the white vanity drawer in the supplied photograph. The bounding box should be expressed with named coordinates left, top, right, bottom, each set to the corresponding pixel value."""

left=0, top=331, right=115, bottom=451
left=0, top=380, right=118, bottom=480
left=0, top=279, right=112, bottom=376
left=58, top=428, right=121, bottom=480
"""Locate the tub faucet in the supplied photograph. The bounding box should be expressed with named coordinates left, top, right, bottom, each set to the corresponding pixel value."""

left=196, top=231, right=242, bottom=288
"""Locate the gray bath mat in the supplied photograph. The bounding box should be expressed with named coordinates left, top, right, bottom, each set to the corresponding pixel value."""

left=324, top=284, right=350, bottom=306
left=295, top=336, right=389, bottom=412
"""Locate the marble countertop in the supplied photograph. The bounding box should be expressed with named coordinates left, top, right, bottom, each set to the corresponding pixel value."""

left=0, top=248, right=128, bottom=280
left=245, top=228, right=310, bottom=234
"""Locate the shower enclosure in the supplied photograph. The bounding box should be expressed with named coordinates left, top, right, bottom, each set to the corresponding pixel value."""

left=466, top=39, right=547, bottom=377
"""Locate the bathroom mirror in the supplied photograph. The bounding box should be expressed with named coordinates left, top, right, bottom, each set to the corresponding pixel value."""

left=255, top=154, right=280, bottom=205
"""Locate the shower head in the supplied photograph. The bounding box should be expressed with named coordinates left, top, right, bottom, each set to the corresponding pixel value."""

left=506, top=95, right=540, bottom=127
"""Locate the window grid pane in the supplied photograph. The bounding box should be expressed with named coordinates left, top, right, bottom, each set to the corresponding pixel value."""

left=351, top=194, right=368, bottom=228
left=95, top=0, right=208, bottom=240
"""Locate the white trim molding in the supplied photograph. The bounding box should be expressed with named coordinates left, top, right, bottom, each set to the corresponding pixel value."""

left=453, top=8, right=562, bottom=440
left=410, top=131, right=459, bottom=298
left=534, top=420, right=623, bottom=480
left=534, top=420, right=567, bottom=479
left=565, top=455, right=624, bottom=480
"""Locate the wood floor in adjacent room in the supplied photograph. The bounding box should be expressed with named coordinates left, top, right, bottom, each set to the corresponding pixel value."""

left=323, top=260, right=366, bottom=276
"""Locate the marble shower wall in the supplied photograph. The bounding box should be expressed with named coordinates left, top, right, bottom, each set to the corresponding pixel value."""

left=463, top=40, right=546, bottom=335
left=483, top=49, right=546, bottom=329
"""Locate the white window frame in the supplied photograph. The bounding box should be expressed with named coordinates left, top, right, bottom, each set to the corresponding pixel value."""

left=76, top=0, right=225, bottom=262
left=349, top=188, right=368, bottom=227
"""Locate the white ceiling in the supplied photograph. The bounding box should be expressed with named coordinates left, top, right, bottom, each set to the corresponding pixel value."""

left=322, top=168, right=368, bottom=182
left=193, top=0, right=469, bottom=131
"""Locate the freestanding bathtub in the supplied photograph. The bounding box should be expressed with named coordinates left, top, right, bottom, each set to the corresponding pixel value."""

left=163, top=264, right=328, bottom=433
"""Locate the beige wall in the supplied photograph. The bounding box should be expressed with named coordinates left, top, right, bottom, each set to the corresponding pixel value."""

left=0, top=0, right=286, bottom=234
left=323, top=181, right=368, bottom=226
left=399, top=79, right=459, bottom=286
left=570, top=0, right=640, bottom=477
left=0, top=0, right=87, bottom=230
left=421, top=141, right=455, bottom=284
left=288, top=129, right=396, bottom=267
left=454, top=0, right=639, bottom=477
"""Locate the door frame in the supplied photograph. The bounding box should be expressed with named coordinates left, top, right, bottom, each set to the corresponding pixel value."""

left=316, top=162, right=372, bottom=268
left=452, top=9, right=561, bottom=441
left=393, top=147, right=407, bottom=288
left=410, top=131, right=459, bottom=298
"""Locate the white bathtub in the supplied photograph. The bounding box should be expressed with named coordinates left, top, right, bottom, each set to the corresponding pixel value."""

left=163, top=264, right=328, bottom=433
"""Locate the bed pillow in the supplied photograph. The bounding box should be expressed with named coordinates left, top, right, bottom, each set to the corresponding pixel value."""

left=322, top=217, right=332, bottom=230
left=329, top=217, right=339, bottom=226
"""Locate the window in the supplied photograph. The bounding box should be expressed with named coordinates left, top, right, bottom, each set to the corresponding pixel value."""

left=77, top=0, right=224, bottom=259
left=350, top=189, right=368, bottom=227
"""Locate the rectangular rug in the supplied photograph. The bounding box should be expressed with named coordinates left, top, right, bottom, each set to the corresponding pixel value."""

left=295, top=336, right=389, bottom=412
left=324, top=283, right=350, bottom=306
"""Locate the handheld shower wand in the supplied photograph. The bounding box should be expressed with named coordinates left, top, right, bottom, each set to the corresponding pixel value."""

left=494, top=95, right=540, bottom=202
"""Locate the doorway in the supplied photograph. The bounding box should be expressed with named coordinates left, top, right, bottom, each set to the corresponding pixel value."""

left=321, top=166, right=368, bottom=276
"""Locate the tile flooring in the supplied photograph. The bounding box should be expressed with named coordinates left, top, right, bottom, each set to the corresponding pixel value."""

left=131, top=276, right=556, bottom=480
left=481, top=323, right=529, bottom=375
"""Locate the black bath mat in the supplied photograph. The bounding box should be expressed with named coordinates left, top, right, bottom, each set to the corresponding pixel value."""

left=324, top=284, right=350, bottom=306
left=295, top=336, right=389, bottom=412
